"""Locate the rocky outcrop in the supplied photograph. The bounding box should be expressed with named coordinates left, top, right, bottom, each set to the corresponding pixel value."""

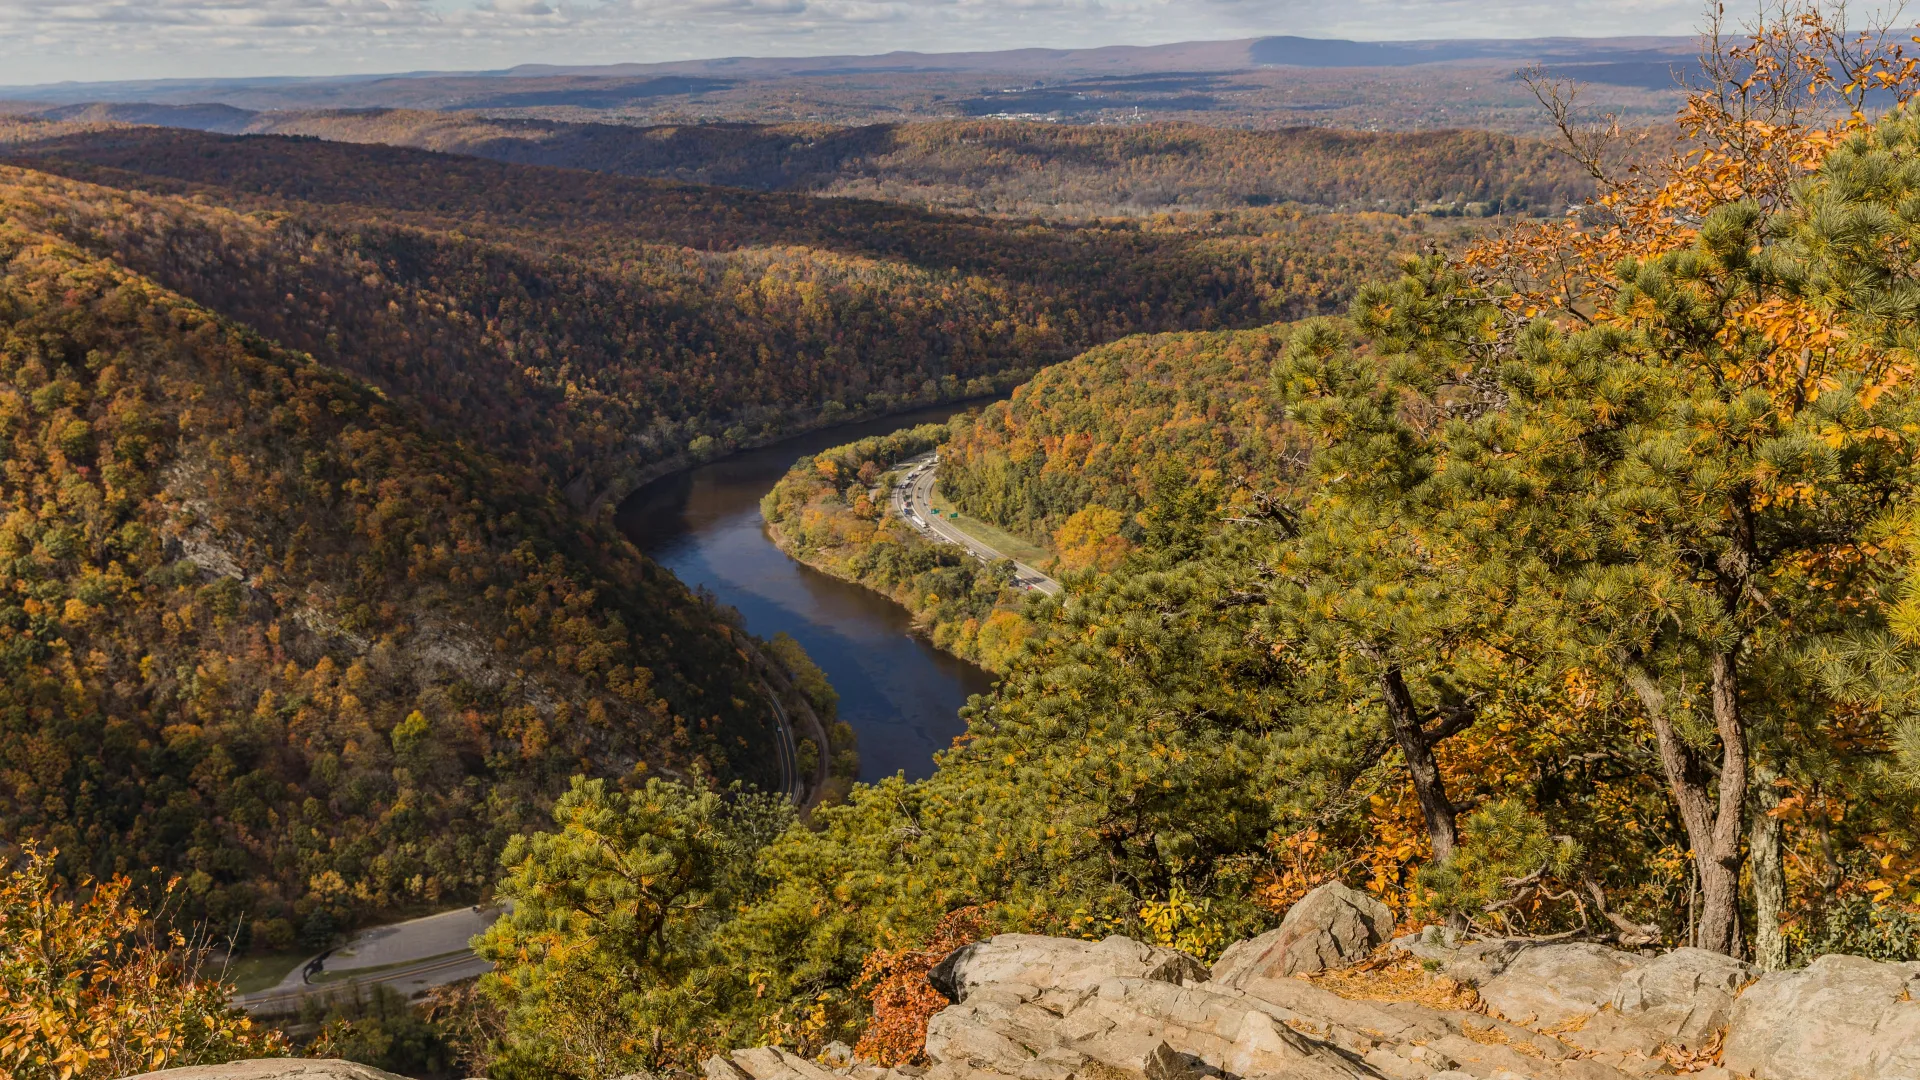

left=125, top=1061, right=410, bottom=1080
left=1721, top=953, right=1920, bottom=1080
left=172, top=901, right=1920, bottom=1080
left=710, top=916, right=1920, bottom=1080
left=709, top=927, right=1674, bottom=1080
left=1211, top=883, right=1395, bottom=985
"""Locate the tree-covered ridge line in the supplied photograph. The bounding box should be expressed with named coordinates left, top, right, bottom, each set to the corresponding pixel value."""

left=0, top=193, right=785, bottom=946
left=759, top=422, right=1038, bottom=674
left=0, top=131, right=1430, bottom=513
left=938, top=324, right=1303, bottom=563
left=233, top=113, right=1598, bottom=220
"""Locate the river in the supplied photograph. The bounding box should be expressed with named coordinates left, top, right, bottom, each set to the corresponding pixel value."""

left=614, top=403, right=997, bottom=783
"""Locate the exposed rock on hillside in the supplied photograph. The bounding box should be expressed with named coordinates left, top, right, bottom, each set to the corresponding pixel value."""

left=1212, top=882, right=1394, bottom=985
left=1721, top=954, right=1920, bottom=1080
left=704, top=893, right=1920, bottom=1080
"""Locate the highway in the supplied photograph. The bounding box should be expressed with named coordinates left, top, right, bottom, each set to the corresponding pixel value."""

left=891, top=454, right=1061, bottom=597
left=235, top=951, right=492, bottom=1016
left=233, top=904, right=508, bottom=1016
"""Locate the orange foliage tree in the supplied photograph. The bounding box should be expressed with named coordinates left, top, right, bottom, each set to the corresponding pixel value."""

left=1308, top=1, right=1920, bottom=957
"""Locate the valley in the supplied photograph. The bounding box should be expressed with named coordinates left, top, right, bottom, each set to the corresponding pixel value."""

left=6, top=8, right=1920, bottom=1079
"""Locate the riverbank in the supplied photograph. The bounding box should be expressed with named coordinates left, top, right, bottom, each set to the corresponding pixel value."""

left=738, top=628, right=857, bottom=810
left=585, top=378, right=1035, bottom=520
left=615, top=403, right=995, bottom=783
left=757, top=424, right=1040, bottom=675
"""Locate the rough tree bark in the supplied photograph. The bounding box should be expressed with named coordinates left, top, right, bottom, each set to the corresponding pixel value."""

left=1751, top=761, right=1788, bottom=970
left=1379, top=665, right=1471, bottom=863
left=1619, top=654, right=1748, bottom=956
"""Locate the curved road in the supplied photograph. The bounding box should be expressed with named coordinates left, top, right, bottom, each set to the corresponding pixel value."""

left=233, top=905, right=507, bottom=1017
left=891, top=454, right=1061, bottom=597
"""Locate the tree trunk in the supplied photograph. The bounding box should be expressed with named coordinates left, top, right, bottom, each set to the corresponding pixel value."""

left=1380, top=666, right=1460, bottom=862
left=1618, top=652, right=1748, bottom=956
left=1698, top=651, right=1749, bottom=955
left=1751, top=762, right=1788, bottom=971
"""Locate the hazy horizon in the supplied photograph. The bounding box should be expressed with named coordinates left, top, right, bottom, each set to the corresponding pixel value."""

left=1, top=0, right=1711, bottom=89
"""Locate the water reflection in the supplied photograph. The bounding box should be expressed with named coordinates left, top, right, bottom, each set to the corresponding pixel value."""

left=615, top=404, right=997, bottom=782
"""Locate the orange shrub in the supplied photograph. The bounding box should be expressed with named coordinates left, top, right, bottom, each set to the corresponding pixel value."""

left=852, top=907, right=993, bottom=1066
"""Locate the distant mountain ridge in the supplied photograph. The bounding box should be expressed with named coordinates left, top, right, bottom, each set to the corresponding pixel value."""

left=515, top=33, right=1697, bottom=78
left=1, top=33, right=1698, bottom=108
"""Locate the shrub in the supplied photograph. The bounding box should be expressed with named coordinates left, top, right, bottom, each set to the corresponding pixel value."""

left=0, top=845, right=285, bottom=1079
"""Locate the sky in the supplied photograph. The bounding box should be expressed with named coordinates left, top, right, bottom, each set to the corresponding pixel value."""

left=1, top=0, right=1709, bottom=87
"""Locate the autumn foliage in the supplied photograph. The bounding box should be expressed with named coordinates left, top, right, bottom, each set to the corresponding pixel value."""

left=761, top=423, right=1038, bottom=672
left=938, top=325, right=1306, bottom=549
left=241, top=112, right=1598, bottom=220
left=0, top=194, right=778, bottom=939
left=853, top=907, right=993, bottom=1067
left=0, top=846, right=284, bottom=1080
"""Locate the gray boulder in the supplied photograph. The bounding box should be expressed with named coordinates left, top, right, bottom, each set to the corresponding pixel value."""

left=1389, top=928, right=1531, bottom=987
left=928, top=933, right=1208, bottom=1004
left=1560, top=947, right=1755, bottom=1057
left=1605, top=947, right=1752, bottom=1049
left=1722, top=953, right=1920, bottom=1080
left=1476, top=943, right=1646, bottom=1029
left=1211, top=882, right=1395, bottom=985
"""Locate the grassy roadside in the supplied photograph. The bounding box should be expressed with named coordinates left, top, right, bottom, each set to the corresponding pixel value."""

left=925, top=488, right=1054, bottom=568
left=222, top=951, right=308, bottom=994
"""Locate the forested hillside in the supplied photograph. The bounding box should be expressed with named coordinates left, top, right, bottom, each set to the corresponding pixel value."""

left=938, top=325, right=1302, bottom=553
left=441, top=15, right=1920, bottom=1076
left=0, top=123, right=1439, bottom=941
left=759, top=423, right=1036, bottom=673
left=0, top=196, right=780, bottom=945
left=241, top=112, right=1595, bottom=218
left=0, top=128, right=1427, bottom=509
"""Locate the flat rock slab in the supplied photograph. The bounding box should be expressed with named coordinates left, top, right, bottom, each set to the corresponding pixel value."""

left=1722, top=953, right=1920, bottom=1080
left=929, top=934, right=1206, bottom=1003
left=1477, top=943, right=1646, bottom=1028
left=123, top=1060, right=411, bottom=1080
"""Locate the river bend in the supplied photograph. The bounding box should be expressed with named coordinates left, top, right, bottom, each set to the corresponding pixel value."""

left=614, top=404, right=995, bottom=783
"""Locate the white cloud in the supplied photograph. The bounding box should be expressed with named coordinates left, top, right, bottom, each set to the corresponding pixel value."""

left=0, top=0, right=1706, bottom=86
